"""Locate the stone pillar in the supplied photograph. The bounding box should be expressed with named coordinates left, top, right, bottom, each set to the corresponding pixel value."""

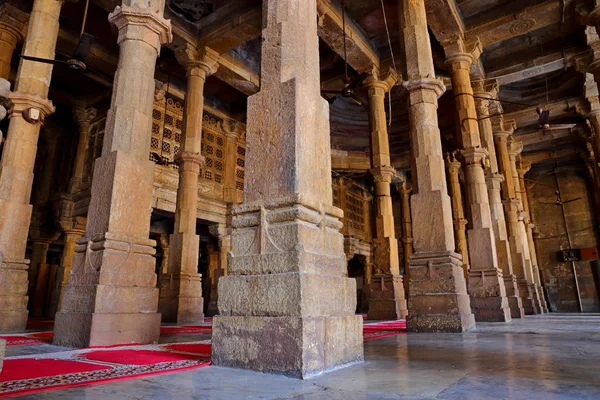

left=28, top=239, right=51, bottom=316
left=445, top=39, right=510, bottom=322
left=0, top=338, right=4, bottom=373
left=365, top=70, right=407, bottom=320
left=69, top=107, right=97, bottom=194
left=445, top=154, right=470, bottom=277
left=508, top=140, right=540, bottom=314
left=158, top=45, right=218, bottom=324
left=47, top=217, right=86, bottom=316
left=212, top=0, right=363, bottom=378
left=397, top=181, right=413, bottom=297
left=475, top=84, right=524, bottom=319
left=0, top=4, right=28, bottom=80
left=494, top=119, right=537, bottom=315
left=517, top=160, right=548, bottom=313
left=54, top=1, right=172, bottom=347
left=0, top=0, right=61, bottom=332
left=207, top=223, right=230, bottom=317
left=398, top=0, right=475, bottom=332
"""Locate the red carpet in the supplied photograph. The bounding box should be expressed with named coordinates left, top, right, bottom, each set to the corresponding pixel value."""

left=0, top=345, right=210, bottom=398
left=0, top=336, right=46, bottom=347
left=164, top=343, right=212, bottom=355
left=160, top=325, right=212, bottom=336
left=363, top=320, right=407, bottom=341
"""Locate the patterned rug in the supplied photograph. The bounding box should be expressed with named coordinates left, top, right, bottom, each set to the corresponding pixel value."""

left=0, top=341, right=211, bottom=398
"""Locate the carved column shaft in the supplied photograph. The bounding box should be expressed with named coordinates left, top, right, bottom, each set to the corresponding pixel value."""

left=54, top=2, right=173, bottom=347
left=0, top=0, right=61, bottom=332
left=69, top=107, right=97, bottom=194
left=446, top=157, right=470, bottom=277
left=446, top=45, right=510, bottom=322
left=0, top=4, right=28, bottom=80
left=398, top=0, right=474, bottom=332
left=212, top=0, right=363, bottom=378
left=398, top=182, right=413, bottom=296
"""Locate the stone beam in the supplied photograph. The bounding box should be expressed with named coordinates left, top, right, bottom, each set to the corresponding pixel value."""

left=424, top=0, right=465, bottom=43
left=466, top=0, right=562, bottom=48
left=316, top=0, right=380, bottom=73
left=515, top=127, right=581, bottom=147
left=502, top=97, right=585, bottom=128
left=523, top=147, right=585, bottom=165
left=215, top=54, right=260, bottom=95
left=488, top=48, right=584, bottom=85
left=196, top=2, right=262, bottom=54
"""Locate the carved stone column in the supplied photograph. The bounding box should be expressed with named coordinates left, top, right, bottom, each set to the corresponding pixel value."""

left=365, top=70, right=407, bottom=320
left=212, top=0, right=363, bottom=378
left=397, top=181, right=413, bottom=297
left=398, top=0, right=475, bottom=332
left=28, top=239, right=52, bottom=316
left=69, top=107, right=97, bottom=194
left=508, top=141, right=540, bottom=314
left=0, top=4, right=28, bottom=80
left=445, top=39, right=510, bottom=322
left=0, top=0, right=62, bottom=332
left=207, top=223, right=230, bottom=317
left=54, top=0, right=172, bottom=347
left=517, top=160, right=548, bottom=313
left=158, top=45, right=218, bottom=324
left=48, top=218, right=85, bottom=316
left=494, top=119, right=537, bottom=315
left=445, top=154, right=470, bottom=277
left=475, top=84, right=524, bottom=319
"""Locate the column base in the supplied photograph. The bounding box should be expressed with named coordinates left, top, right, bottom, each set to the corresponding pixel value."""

left=54, top=311, right=161, bottom=348
left=53, top=233, right=161, bottom=347
left=0, top=257, right=29, bottom=332
left=367, top=274, right=407, bottom=320
left=468, top=269, right=511, bottom=322
left=159, top=273, right=204, bottom=324
left=212, top=315, right=363, bottom=379
left=407, top=251, right=475, bottom=332
left=0, top=338, right=5, bottom=373
left=503, top=275, right=525, bottom=319
left=518, top=280, right=538, bottom=315
left=537, top=284, right=549, bottom=313
left=529, top=283, right=544, bottom=314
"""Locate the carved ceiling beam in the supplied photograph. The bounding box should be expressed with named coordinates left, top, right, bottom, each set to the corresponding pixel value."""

left=522, top=146, right=585, bottom=165
left=502, top=96, right=585, bottom=128
left=331, top=150, right=410, bottom=172
left=424, top=0, right=465, bottom=44
left=196, top=2, right=262, bottom=54
left=215, top=53, right=260, bottom=96
left=316, top=0, right=380, bottom=74
left=465, top=0, right=563, bottom=48
left=488, top=48, right=585, bottom=85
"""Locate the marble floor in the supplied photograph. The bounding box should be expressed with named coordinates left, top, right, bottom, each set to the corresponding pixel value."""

left=7, top=314, right=600, bottom=399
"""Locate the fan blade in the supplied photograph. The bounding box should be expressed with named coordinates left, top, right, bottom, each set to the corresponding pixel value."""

left=72, top=33, right=94, bottom=62
left=350, top=93, right=364, bottom=106
left=20, top=55, right=67, bottom=66
left=544, top=124, right=576, bottom=131
left=538, top=109, right=550, bottom=127
left=562, top=198, right=582, bottom=204
left=321, top=90, right=341, bottom=94
left=348, top=72, right=369, bottom=90
left=327, top=96, right=337, bottom=105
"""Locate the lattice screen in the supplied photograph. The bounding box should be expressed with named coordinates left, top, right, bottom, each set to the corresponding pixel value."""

left=199, top=116, right=226, bottom=184
left=151, top=96, right=183, bottom=166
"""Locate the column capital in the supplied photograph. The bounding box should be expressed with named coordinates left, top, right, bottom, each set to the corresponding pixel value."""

left=442, top=36, right=483, bottom=67
left=8, top=92, right=55, bottom=120
left=402, top=78, right=446, bottom=101
left=492, top=118, right=517, bottom=137
left=486, top=172, right=505, bottom=185
left=59, top=216, right=86, bottom=235
left=508, top=139, right=524, bottom=157
left=459, top=146, right=489, bottom=165
left=209, top=223, right=231, bottom=239
left=370, top=166, right=396, bottom=183
left=175, top=151, right=205, bottom=167
left=72, top=106, right=97, bottom=127
left=395, top=181, right=412, bottom=194
left=0, top=3, right=29, bottom=43
left=516, top=159, right=532, bottom=175
left=445, top=152, right=462, bottom=171
left=108, top=4, right=172, bottom=52
left=175, top=43, right=220, bottom=77
left=364, top=68, right=399, bottom=93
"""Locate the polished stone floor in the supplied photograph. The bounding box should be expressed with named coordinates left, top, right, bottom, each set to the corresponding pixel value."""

left=8, top=314, right=600, bottom=399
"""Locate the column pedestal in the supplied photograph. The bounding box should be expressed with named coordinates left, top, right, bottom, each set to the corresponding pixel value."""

left=158, top=232, right=204, bottom=324
left=504, top=274, right=525, bottom=318
left=368, top=274, right=408, bottom=320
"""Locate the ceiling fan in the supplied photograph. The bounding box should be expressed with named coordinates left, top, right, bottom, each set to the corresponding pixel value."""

left=538, top=188, right=582, bottom=206
left=20, top=0, right=94, bottom=73
left=320, top=0, right=367, bottom=106
left=535, top=107, right=576, bottom=133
